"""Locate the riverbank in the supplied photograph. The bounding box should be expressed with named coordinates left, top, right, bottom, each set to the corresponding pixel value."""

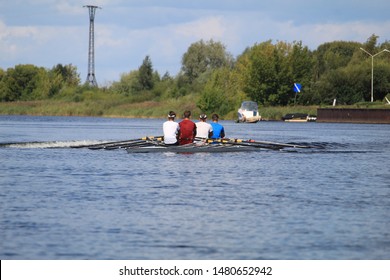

left=0, top=100, right=319, bottom=121
left=0, top=98, right=197, bottom=119
left=2, top=100, right=388, bottom=122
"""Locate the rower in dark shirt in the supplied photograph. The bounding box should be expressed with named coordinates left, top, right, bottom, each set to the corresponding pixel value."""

left=178, top=110, right=197, bottom=145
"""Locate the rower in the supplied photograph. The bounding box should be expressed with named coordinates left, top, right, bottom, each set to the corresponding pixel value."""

left=195, top=113, right=213, bottom=141
left=163, top=111, right=179, bottom=145
left=210, top=114, right=225, bottom=139
left=178, top=110, right=196, bottom=145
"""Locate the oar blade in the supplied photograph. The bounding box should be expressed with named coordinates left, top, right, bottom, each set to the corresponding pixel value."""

left=71, top=136, right=163, bottom=150
left=207, top=138, right=311, bottom=150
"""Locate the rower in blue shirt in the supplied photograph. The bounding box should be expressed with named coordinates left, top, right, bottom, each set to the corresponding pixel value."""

left=210, top=113, right=225, bottom=139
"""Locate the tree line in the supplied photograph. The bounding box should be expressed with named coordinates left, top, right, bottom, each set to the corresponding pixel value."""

left=1, top=34, right=390, bottom=115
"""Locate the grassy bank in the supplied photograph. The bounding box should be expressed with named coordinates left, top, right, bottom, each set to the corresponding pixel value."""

left=0, top=95, right=198, bottom=119
left=1, top=99, right=387, bottom=120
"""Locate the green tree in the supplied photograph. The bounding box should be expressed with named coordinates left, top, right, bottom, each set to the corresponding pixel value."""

left=363, top=34, right=379, bottom=53
left=0, top=64, right=47, bottom=101
left=153, top=72, right=178, bottom=100
left=111, top=70, right=140, bottom=96
left=313, top=41, right=361, bottom=80
left=138, top=55, right=154, bottom=90
left=236, top=41, right=313, bottom=106
left=239, top=41, right=275, bottom=105
left=311, top=35, right=390, bottom=104
left=197, top=68, right=230, bottom=115
left=181, top=39, right=233, bottom=84
left=51, top=64, right=80, bottom=87
left=313, top=68, right=360, bottom=105
left=289, top=41, right=314, bottom=100
left=48, top=64, right=80, bottom=97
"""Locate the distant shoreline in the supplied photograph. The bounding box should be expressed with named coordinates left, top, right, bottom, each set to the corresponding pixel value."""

left=1, top=100, right=388, bottom=122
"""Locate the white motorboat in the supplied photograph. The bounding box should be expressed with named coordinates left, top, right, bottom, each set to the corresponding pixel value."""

left=237, top=101, right=262, bottom=123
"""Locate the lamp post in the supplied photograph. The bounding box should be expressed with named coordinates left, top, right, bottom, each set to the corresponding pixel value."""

left=360, top=48, right=390, bottom=102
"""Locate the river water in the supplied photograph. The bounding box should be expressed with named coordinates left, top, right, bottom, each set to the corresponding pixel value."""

left=0, top=115, right=389, bottom=260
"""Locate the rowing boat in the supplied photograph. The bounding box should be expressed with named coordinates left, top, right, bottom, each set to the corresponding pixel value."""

left=70, top=135, right=311, bottom=152
left=126, top=143, right=262, bottom=153
left=1, top=136, right=311, bottom=152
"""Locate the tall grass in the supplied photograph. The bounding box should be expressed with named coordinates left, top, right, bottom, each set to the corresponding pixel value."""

left=0, top=94, right=200, bottom=119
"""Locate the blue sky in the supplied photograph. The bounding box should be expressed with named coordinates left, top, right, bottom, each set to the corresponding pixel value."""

left=1, top=0, right=390, bottom=85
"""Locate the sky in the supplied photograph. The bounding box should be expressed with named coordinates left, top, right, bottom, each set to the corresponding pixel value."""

left=1, top=0, right=390, bottom=85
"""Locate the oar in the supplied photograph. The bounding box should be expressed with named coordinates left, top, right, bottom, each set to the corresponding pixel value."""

left=72, top=139, right=136, bottom=149
left=243, top=139, right=310, bottom=149
left=90, top=139, right=146, bottom=150
left=102, top=136, right=165, bottom=150
left=221, top=139, right=281, bottom=150
left=72, top=136, right=163, bottom=149
left=115, top=138, right=170, bottom=150
left=208, top=138, right=310, bottom=150
left=104, top=141, right=158, bottom=150
left=95, top=136, right=164, bottom=150
left=203, top=138, right=274, bottom=150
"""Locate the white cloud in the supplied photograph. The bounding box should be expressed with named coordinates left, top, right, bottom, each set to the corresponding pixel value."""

left=0, top=19, right=84, bottom=65
left=174, top=16, right=226, bottom=40
left=54, top=1, right=85, bottom=16
left=2, top=1, right=390, bottom=83
left=274, top=20, right=390, bottom=49
left=75, top=16, right=390, bottom=82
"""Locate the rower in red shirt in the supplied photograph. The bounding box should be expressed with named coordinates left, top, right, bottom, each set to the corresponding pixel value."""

left=179, top=110, right=197, bottom=145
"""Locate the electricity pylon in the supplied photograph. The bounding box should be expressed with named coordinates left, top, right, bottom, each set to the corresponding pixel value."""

left=84, top=5, right=101, bottom=87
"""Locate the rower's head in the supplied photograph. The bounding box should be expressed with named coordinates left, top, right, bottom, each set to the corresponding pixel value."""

left=167, top=111, right=176, bottom=120
left=212, top=113, right=219, bottom=122
left=183, top=110, right=191, bottom=119
left=199, top=113, right=207, bottom=121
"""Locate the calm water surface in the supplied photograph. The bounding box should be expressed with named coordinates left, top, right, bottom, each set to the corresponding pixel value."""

left=0, top=115, right=389, bottom=259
